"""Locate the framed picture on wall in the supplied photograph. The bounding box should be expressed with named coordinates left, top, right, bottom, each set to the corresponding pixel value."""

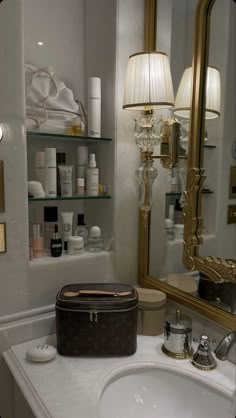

left=0, top=161, right=5, bottom=212
left=229, top=166, right=236, bottom=198
left=0, top=223, right=6, bottom=253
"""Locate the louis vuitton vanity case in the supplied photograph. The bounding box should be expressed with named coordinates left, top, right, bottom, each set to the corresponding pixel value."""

left=56, top=283, right=138, bottom=356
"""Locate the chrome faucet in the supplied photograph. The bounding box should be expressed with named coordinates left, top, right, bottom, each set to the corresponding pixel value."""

left=215, top=331, right=236, bottom=360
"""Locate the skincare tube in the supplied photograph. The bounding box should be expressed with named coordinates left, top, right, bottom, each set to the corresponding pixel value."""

left=58, top=165, right=73, bottom=197
left=61, top=212, right=73, bottom=251
left=45, top=148, right=57, bottom=198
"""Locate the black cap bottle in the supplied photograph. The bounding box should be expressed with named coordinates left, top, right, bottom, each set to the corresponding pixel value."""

left=75, top=214, right=88, bottom=245
left=50, top=225, right=62, bottom=257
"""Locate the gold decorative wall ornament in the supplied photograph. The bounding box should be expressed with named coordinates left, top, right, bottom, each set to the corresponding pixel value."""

left=157, top=118, right=181, bottom=169
left=139, top=0, right=236, bottom=331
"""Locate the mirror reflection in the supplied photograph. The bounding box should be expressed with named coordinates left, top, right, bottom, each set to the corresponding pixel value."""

left=149, top=0, right=236, bottom=315
left=198, top=0, right=236, bottom=313
left=149, top=0, right=197, bottom=278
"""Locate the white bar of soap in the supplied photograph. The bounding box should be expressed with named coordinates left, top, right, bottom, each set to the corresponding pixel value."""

left=26, top=344, right=57, bottom=362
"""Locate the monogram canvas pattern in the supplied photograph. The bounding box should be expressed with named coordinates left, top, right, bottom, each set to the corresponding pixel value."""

left=56, top=283, right=138, bottom=356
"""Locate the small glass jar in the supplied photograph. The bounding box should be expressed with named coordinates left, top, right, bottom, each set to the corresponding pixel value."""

left=67, top=236, right=84, bottom=255
left=87, top=226, right=104, bottom=252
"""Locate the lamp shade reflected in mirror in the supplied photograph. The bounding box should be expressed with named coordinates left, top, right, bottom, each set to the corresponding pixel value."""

left=174, top=66, right=221, bottom=119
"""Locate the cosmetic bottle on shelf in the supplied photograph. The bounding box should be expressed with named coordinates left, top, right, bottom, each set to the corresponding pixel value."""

left=76, top=178, right=85, bottom=196
left=50, top=225, right=62, bottom=257
left=32, top=223, right=44, bottom=258
left=88, top=77, right=101, bottom=137
left=56, top=152, right=66, bottom=196
left=45, top=148, right=57, bottom=198
left=174, top=199, right=183, bottom=224
left=74, top=214, right=88, bottom=245
left=77, top=146, right=88, bottom=180
left=44, top=206, right=58, bottom=254
left=35, top=151, right=45, bottom=189
left=165, top=219, right=174, bottom=241
left=87, top=226, right=104, bottom=252
left=86, top=154, right=99, bottom=196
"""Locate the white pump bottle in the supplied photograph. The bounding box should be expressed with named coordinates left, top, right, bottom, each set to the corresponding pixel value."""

left=86, top=154, right=99, bottom=196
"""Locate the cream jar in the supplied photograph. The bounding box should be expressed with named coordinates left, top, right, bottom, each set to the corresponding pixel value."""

left=136, top=288, right=166, bottom=335
left=67, top=236, right=84, bottom=255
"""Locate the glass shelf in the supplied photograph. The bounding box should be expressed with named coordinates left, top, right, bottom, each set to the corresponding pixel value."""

left=204, top=144, right=216, bottom=148
left=166, top=190, right=214, bottom=196
left=202, top=190, right=214, bottom=194
left=166, top=192, right=182, bottom=196
left=27, top=131, right=112, bottom=143
left=28, top=195, right=112, bottom=202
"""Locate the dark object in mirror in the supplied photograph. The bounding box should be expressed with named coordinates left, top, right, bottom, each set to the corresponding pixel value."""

left=198, top=273, right=236, bottom=314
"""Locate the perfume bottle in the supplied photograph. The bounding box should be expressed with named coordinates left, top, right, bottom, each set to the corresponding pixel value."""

left=50, top=225, right=62, bottom=257
left=87, top=226, right=104, bottom=252
left=74, top=214, right=88, bottom=245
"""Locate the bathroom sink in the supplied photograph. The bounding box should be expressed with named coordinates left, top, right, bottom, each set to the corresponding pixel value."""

left=99, top=363, right=234, bottom=418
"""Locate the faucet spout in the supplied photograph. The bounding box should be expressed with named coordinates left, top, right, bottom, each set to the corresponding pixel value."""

left=215, top=331, right=236, bottom=360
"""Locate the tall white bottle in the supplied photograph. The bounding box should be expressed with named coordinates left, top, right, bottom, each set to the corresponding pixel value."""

left=35, top=151, right=45, bottom=189
left=86, top=154, right=99, bottom=196
left=45, top=148, right=57, bottom=198
left=76, top=145, right=88, bottom=179
left=88, top=77, right=101, bottom=137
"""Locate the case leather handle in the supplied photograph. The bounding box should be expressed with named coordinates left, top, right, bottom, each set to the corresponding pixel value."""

left=63, top=290, right=132, bottom=298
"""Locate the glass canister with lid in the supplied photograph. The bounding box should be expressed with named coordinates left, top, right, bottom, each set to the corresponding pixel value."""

left=162, top=309, right=193, bottom=358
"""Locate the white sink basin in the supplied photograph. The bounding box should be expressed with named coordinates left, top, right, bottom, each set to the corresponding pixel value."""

left=99, top=363, right=235, bottom=418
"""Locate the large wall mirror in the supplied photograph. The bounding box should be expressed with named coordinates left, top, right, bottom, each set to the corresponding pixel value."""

left=139, top=0, right=236, bottom=330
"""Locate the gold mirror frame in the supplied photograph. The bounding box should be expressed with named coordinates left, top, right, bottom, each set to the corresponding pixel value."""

left=139, top=0, right=236, bottom=330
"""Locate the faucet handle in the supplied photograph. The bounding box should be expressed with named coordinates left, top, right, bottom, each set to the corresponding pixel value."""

left=193, top=336, right=217, bottom=345
left=192, top=335, right=217, bottom=371
left=215, top=332, right=236, bottom=361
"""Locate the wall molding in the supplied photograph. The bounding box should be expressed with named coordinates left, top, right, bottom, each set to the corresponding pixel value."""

left=4, top=348, right=52, bottom=418
left=0, top=305, right=54, bottom=326
left=0, top=305, right=55, bottom=354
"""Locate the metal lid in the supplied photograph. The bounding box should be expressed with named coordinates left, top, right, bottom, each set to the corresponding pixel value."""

left=166, top=310, right=192, bottom=330
left=136, top=287, right=166, bottom=308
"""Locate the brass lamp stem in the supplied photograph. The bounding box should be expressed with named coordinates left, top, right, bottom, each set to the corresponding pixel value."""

left=144, top=0, right=157, bottom=51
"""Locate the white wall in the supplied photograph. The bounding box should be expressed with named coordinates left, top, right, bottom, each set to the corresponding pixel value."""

left=114, top=0, right=144, bottom=283
left=0, top=0, right=30, bottom=317
left=0, top=0, right=145, bottom=318
left=24, top=0, right=85, bottom=103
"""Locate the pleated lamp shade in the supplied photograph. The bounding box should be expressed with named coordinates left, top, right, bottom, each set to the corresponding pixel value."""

left=174, top=66, right=221, bottom=119
left=123, top=52, right=174, bottom=110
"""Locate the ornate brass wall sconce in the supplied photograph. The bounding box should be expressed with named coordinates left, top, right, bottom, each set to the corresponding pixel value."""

left=153, top=118, right=183, bottom=169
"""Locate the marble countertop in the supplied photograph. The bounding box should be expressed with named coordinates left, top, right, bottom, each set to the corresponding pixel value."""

left=3, top=334, right=236, bottom=418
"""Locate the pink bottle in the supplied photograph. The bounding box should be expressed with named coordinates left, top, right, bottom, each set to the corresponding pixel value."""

left=32, top=224, right=44, bottom=258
